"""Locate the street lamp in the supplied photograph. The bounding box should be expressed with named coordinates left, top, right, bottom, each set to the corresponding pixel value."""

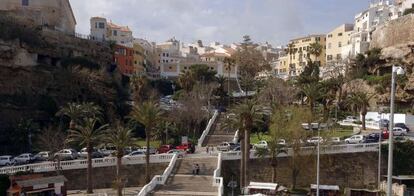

left=386, top=66, right=405, bottom=196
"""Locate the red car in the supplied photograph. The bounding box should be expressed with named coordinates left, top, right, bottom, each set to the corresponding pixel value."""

left=158, top=145, right=174, bottom=154
left=175, top=143, right=195, bottom=154
left=382, top=130, right=389, bottom=139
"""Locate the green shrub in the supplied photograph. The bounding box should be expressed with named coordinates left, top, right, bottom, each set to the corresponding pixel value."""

left=403, top=8, right=414, bottom=15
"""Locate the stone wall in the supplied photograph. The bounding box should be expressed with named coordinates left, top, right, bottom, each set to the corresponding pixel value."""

left=222, top=152, right=379, bottom=191
left=42, top=163, right=168, bottom=190
left=371, top=14, right=414, bottom=49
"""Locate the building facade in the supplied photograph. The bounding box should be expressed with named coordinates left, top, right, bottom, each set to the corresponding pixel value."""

left=90, top=17, right=133, bottom=46
left=114, top=45, right=135, bottom=76
left=286, top=34, right=326, bottom=77
left=0, top=0, right=76, bottom=34
left=326, top=24, right=354, bottom=65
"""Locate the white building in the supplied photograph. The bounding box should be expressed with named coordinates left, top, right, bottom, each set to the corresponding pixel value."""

left=345, top=0, right=396, bottom=58
left=90, top=17, right=133, bottom=47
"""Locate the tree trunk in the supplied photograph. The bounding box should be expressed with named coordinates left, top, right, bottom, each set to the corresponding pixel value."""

left=145, top=129, right=151, bottom=183
left=87, top=144, right=93, bottom=194
left=228, top=70, right=231, bottom=106
left=244, top=123, right=251, bottom=187
left=117, top=153, right=123, bottom=196
left=239, top=131, right=245, bottom=189
left=69, top=120, right=76, bottom=130
left=271, top=157, right=277, bottom=183
left=361, top=112, right=366, bottom=130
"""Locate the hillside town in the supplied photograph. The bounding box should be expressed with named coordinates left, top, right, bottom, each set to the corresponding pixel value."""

left=0, top=0, right=414, bottom=196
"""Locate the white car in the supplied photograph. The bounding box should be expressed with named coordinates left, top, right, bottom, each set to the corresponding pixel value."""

left=330, top=137, right=341, bottom=144
left=393, top=127, right=407, bottom=136
left=345, top=135, right=365, bottom=144
left=0, top=156, right=15, bottom=166
left=34, top=151, right=51, bottom=162
left=307, top=137, right=324, bottom=144
left=100, top=146, right=116, bottom=156
left=140, top=146, right=157, bottom=155
left=14, top=153, right=35, bottom=164
left=54, top=149, right=78, bottom=160
left=254, top=140, right=268, bottom=149
left=165, top=149, right=186, bottom=158
left=123, top=151, right=145, bottom=158
left=216, top=142, right=234, bottom=151
left=277, top=139, right=286, bottom=146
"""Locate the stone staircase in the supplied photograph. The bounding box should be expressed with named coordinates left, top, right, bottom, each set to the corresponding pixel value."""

left=151, top=157, right=218, bottom=196
left=203, top=112, right=236, bottom=147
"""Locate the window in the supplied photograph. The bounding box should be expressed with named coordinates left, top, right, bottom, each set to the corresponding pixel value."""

left=327, top=43, right=332, bottom=49
left=113, top=30, right=118, bottom=36
left=336, top=54, right=342, bottom=60
left=338, top=42, right=342, bottom=47
left=95, top=22, right=97, bottom=28
left=338, top=33, right=343, bottom=36
left=22, top=0, right=29, bottom=6
left=98, top=22, right=105, bottom=29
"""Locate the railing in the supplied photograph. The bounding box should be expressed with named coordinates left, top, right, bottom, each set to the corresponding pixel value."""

left=0, top=154, right=175, bottom=175
left=198, top=110, right=219, bottom=148
left=221, top=143, right=379, bottom=160
left=213, top=153, right=224, bottom=196
left=137, top=153, right=178, bottom=196
left=232, top=130, right=239, bottom=144
left=338, top=120, right=380, bottom=129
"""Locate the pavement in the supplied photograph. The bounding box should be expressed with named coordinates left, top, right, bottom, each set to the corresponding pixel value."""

left=67, top=187, right=141, bottom=196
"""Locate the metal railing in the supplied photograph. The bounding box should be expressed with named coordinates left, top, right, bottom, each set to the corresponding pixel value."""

left=221, top=143, right=379, bottom=160
left=137, top=153, right=178, bottom=196
left=198, top=110, right=219, bottom=148
left=213, top=153, right=224, bottom=196
left=0, top=154, right=175, bottom=175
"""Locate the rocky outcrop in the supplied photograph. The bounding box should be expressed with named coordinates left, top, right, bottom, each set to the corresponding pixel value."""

left=371, top=14, right=414, bottom=49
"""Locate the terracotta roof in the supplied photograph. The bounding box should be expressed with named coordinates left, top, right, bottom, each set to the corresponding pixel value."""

left=108, top=22, right=131, bottom=32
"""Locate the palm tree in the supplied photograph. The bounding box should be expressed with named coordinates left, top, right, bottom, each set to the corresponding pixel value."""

left=67, top=118, right=108, bottom=194
left=224, top=57, right=236, bottom=103
left=309, top=42, right=323, bottom=64
left=129, top=100, right=163, bottom=183
left=56, top=102, right=83, bottom=129
left=346, top=91, right=375, bottom=130
left=178, top=71, right=195, bottom=93
left=301, top=83, right=323, bottom=114
left=82, top=102, right=103, bottom=121
left=255, top=140, right=286, bottom=183
left=103, top=124, right=135, bottom=196
left=232, top=99, right=263, bottom=187
left=130, top=74, right=148, bottom=102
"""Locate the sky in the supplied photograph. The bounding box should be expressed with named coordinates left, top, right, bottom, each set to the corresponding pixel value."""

left=70, top=0, right=371, bottom=46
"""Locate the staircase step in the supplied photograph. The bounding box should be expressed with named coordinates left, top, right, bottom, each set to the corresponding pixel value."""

left=153, top=175, right=216, bottom=194
left=151, top=190, right=217, bottom=196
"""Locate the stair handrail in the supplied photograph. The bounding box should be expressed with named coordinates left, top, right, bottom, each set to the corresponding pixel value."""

left=198, top=110, right=219, bottom=148
left=213, top=153, right=224, bottom=196
left=137, top=153, right=178, bottom=196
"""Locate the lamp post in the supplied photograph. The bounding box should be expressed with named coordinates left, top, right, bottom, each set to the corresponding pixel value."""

left=378, top=112, right=383, bottom=189
left=386, top=66, right=405, bottom=196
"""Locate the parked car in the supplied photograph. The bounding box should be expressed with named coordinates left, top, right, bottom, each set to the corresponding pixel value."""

left=379, top=119, right=389, bottom=129
left=346, top=116, right=358, bottom=122
left=382, top=130, right=390, bottom=139
left=100, top=146, right=116, bottom=156
left=395, top=123, right=410, bottom=132
left=123, top=151, right=144, bottom=158
left=14, top=153, right=35, bottom=164
left=124, top=146, right=139, bottom=154
left=330, top=137, right=341, bottom=144
left=365, top=133, right=380, bottom=143
left=277, top=139, right=287, bottom=146
left=345, top=135, right=365, bottom=144
left=166, top=149, right=186, bottom=158
left=253, top=140, right=268, bottom=149
left=54, top=149, right=78, bottom=160
left=231, top=146, right=241, bottom=151
left=0, top=156, right=15, bottom=166
left=158, top=145, right=174, bottom=154
left=393, top=127, right=407, bottom=136
left=176, top=143, right=195, bottom=153
left=307, top=137, right=324, bottom=145
left=79, top=148, right=103, bottom=159
left=139, top=146, right=158, bottom=155
left=34, top=151, right=51, bottom=162
left=217, top=142, right=236, bottom=151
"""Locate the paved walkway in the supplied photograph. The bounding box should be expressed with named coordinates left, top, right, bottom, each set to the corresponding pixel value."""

left=68, top=187, right=141, bottom=196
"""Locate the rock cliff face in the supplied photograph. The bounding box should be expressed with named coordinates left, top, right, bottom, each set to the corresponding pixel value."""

left=371, top=14, right=414, bottom=49
left=0, top=15, right=125, bottom=135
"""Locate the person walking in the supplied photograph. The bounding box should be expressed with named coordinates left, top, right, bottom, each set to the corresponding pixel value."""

left=192, top=163, right=197, bottom=175
left=206, top=146, right=209, bottom=154
left=195, top=164, right=200, bottom=175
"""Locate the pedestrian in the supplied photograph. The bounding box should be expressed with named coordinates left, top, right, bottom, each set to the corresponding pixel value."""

left=192, top=163, right=197, bottom=175
left=195, top=164, right=200, bottom=175
left=206, top=146, right=209, bottom=154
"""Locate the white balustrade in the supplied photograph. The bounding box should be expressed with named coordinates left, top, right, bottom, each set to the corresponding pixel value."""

left=137, top=153, right=178, bottom=196
left=221, top=143, right=379, bottom=160
left=0, top=154, right=175, bottom=175
left=213, top=153, right=224, bottom=196
left=198, top=110, right=219, bottom=148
